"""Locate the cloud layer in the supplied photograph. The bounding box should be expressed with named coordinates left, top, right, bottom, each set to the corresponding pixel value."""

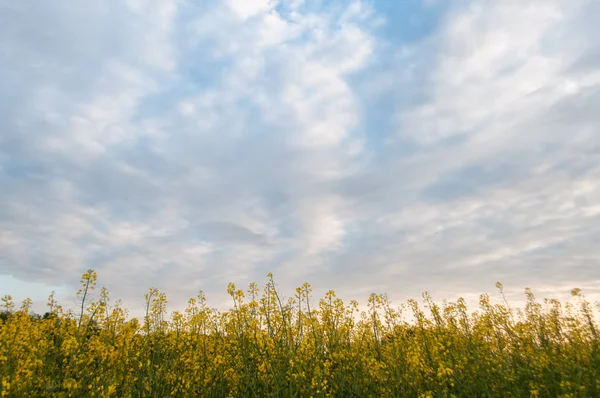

left=1, top=0, right=599, bottom=315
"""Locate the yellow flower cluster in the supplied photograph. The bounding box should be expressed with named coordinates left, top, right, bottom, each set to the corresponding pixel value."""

left=0, top=270, right=599, bottom=397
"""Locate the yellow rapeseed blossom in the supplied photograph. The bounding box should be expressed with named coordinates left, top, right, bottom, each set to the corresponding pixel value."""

left=0, top=270, right=599, bottom=396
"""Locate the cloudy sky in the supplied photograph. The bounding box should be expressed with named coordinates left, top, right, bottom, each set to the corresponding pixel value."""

left=1, top=0, right=599, bottom=316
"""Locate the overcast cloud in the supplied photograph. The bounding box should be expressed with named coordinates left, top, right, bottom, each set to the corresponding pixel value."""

left=1, top=0, right=599, bottom=316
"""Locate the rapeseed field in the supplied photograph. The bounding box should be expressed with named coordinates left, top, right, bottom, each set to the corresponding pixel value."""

left=1, top=270, right=598, bottom=397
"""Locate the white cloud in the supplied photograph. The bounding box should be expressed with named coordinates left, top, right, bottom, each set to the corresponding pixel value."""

left=1, top=0, right=599, bottom=317
left=294, top=195, right=347, bottom=255
left=398, top=0, right=587, bottom=144
left=226, top=0, right=278, bottom=19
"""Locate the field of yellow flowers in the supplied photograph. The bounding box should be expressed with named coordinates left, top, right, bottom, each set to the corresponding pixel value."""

left=1, top=270, right=599, bottom=397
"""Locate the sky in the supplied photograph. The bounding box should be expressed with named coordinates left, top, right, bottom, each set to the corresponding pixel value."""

left=1, top=0, right=599, bottom=317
